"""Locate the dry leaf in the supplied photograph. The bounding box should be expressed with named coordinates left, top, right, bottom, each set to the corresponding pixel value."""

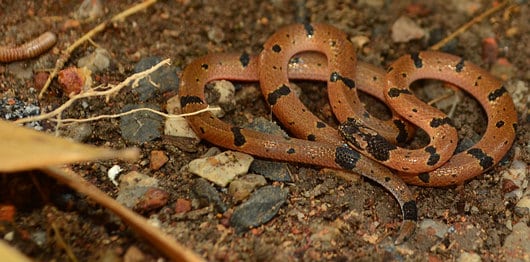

left=0, top=240, right=31, bottom=262
left=0, top=120, right=138, bottom=172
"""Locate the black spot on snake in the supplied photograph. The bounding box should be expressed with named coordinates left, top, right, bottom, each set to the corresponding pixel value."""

left=239, top=52, right=250, bottom=67
left=231, top=127, right=246, bottom=147
left=467, top=148, right=494, bottom=170
left=488, top=86, right=507, bottom=101
left=455, top=58, right=465, bottom=72
left=410, top=52, right=423, bottom=68
left=272, top=44, right=282, bottom=53
left=335, top=145, right=361, bottom=170
left=267, top=84, right=291, bottom=105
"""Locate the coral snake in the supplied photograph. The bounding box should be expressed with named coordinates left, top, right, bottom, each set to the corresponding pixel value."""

left=178, top=23, right=517, bottom=244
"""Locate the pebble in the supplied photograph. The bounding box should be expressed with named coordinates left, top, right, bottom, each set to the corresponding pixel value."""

left=164, top=95, right=199, bottom=139
left=192, top=178, right=227, bottom=213
left=133, top=187, right=170, bottom=213
left=6, top=62, right=33, bottom=80
left=207, top=26, right=225, bottom=43
left=249, top=159, right=291, bottom=182
left=310, top=224, right=341, bottom=250
left=0, top=204, right=16, bottom=222
left=230, top=186, right=288, bottom=233
left=132, top=56, right=179, bottom=101
left=119, top=103, right=164, bottom=144
left=34, top=71, right=49, bottom=90
left=61, top=122, right=93, bottom=142
left=228, top=174, right=267, bottom=202
left=75, top=0, right=104, bottom=20
left=419, top=219, right=449, bottom=238
left=123, top=245, right=146, bottom=262
left=116, top=171, right=162, bottom=210
left=175, top=198, right=192, bottom=214
left=149, top=150, right=168, bottom=170
left=502, top=222, right=530, bottom=261
left=207, top=80, right=236, bottom=117
left=457, top=252, right=482, bottom=262
left=187, top=150, right=254, bottom=187
left=243, top=116, right=289, bottom=137
left=501, top=156, right=528, bottom=200
left=490, top=58, right=516, bottom=81
left=58, top=66, right=92, bottom=96
left=515, top=185, right=530, bottom=216
left=0, top=97, right=40, bottom=121
left=77, top=48, right=111, bottom=73
left=391, top=16, right=425, bottom=43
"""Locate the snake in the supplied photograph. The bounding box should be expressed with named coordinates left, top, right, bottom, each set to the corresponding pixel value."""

left=178, top=23, right=517, bottom=243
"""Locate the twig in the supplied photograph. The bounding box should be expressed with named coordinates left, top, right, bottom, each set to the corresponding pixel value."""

left=16, top=59, right=170, bottom=125
left=42, top=166, right=205, bottom=262
left=429, top=0, right=511, bottom=51
left=39, top=0, right=158, bottom=98
left=52, top=106, right=220, bottom=124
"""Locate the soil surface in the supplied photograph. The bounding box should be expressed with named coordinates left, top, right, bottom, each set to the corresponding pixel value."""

left=1, top=0, right=529, bottom=261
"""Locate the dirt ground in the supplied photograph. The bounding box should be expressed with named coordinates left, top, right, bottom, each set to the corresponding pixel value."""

left=1, top=0, right=529, bottom=261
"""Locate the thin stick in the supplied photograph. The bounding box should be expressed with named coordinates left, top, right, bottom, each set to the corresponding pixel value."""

left=39, top=0, right=158, bottom=98
left=42, top=166, right=205, bottom=262
left=17, top=59, right=169, bottom=125
left=430, top=0, right=510, bottom=51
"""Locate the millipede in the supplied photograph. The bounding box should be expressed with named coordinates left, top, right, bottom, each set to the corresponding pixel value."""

left=0, top=31, right=57, bottom=63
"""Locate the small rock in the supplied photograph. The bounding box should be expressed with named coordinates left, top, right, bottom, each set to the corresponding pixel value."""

left=244, top=116, right=289, bottom=137
left=192, top=178, right=227, bottom=213
left=164, top=95, right=199, bottom=139
left=391, top=16, right=425, bottom=43
left=481, top=37, right=498, bottom=65
left=187, top=151, right=254, bottom=187
left=229, top=174, right=267, bottom=202
left=116, top=171, right=161, bottom=209
left=230, top=186, right=288, bottom=233
left=501, top=158, right=527, bottom=200
left=134, top=188, right=170, bottom=213
left=77, top=48, right=111, bottom=73
left=357, top=0, right=383, bottom=8
left=502, top=222, right=530, bottom=261
left=0, top=97, right=40, bottom=121
left=203, top=80, right=236, bottom=118
left=150, top=150, right=168, bottom=170
left=75, top=0, right=104, bottom=20
left=515, top=186, right=530, bottom=216
left=457, top=252, right=482, bottom=262
left=419, top=219, right=449, bottom=238
left=0, top=204, right=16, bottom=222
left=490, top=58, right=516, bottom=81
left=310, top=224, right=341, bottom=250
left=6, top=62, right=33, bottom=80
left=119, top=103, right=164, bottom=144
left=175, top=198, right=192, bottom=214
left=133, top=56, right=179, bottom=101
left=57, top=66, right=92, bottom=96
left=120, top=171, right=159, bottom=188
left=61, top=122, right=93, bottom=142
left=207, top=26, right=225, bottom=44
left=34, top=71, right=49, bottom=91
left=249, top=159, right=291, bottom=182
left=405, top=3, right=431, bottom=17
left=123, top=245, right=146, bottom=262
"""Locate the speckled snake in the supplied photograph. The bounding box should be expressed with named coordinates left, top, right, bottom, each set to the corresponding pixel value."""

left=178, top=23, right=517, bottom=243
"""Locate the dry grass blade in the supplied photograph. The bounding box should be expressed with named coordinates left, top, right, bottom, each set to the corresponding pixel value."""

left=41, top=166, right=205, bottom=262
left=0, top=120, right=138, bottom=172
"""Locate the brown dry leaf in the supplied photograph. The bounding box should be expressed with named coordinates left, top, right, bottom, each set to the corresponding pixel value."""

left=0, top=120, right=139, bottom=172
left=0, top=240, right=31, bottom=262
